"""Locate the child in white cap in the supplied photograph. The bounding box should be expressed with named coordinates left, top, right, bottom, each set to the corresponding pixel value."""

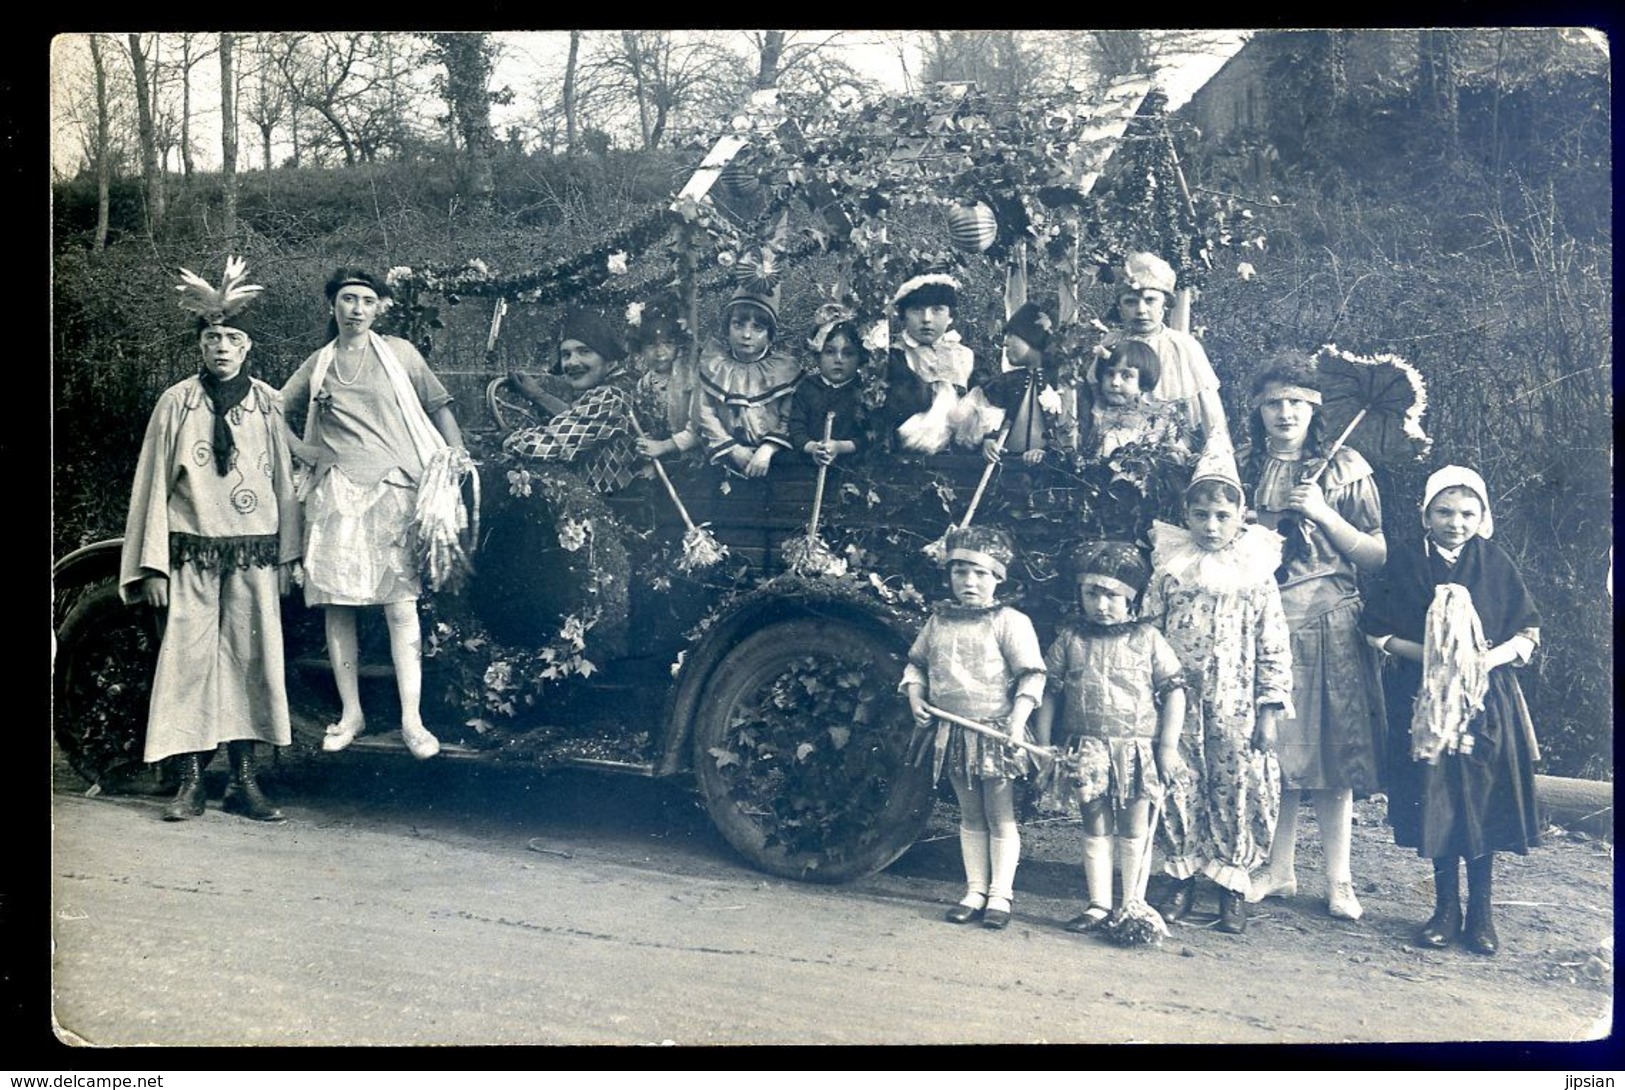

left=1361, top=466, right=1542, bottom=957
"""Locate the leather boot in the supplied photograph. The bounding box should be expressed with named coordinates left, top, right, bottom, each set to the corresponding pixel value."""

left=223, top=742, right=285, bottom=823
left=1217, top=888, right=1248, bottom=935
left=1416, top=856, right=1462, bottom=949
left=1157, top=876, right=1196, bottom=924
left=1463, top=853, right=1498, bottom=956
left=162, top=752, right=208, bottom=821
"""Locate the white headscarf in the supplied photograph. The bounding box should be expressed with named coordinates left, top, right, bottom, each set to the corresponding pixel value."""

left=1421, top=465, right=1494, bottom=539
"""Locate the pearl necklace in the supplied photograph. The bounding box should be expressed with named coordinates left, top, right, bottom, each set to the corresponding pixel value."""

left=332, top=339, right=370, bottom=386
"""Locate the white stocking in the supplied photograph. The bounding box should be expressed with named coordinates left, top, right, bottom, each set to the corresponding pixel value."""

left=1316, top=788, right=1355, bottom=885
left=988, top=832, right=1021, bottom=904
left=1082, top=834, right=1114, bottom=910
left=958, top=826, right=990, bottom=904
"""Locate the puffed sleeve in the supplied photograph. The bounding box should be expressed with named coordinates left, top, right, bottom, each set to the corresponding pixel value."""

left=1327, top=449, right=1383, bottom=534
left=118, top=388, right=183, bottom=602
left=999, top=607, right=1048, bottom=705
left=899, top=617, right=936, bottom=693
left=1140, top=572, right=1169, bottom=628
left=1043, top=632, right=1071, bottom=695
left=1149, top=627, right=1188, bottom=699
left=1252, top=581, right=1296, bottom=717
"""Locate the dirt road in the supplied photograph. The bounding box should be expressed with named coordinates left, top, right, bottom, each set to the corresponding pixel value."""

left=48, top=755, right=1612, bottom=1047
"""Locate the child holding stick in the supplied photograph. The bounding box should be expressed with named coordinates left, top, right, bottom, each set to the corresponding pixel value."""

left=902, top=526, right=1046, bottom=930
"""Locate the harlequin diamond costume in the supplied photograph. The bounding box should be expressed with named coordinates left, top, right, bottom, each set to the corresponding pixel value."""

left=119, top=257, right=301, bottom=822
left=503, top=308, right=642, bottom=494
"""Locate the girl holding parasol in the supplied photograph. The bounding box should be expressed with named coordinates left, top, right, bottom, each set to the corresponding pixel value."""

left=1240, top=351, right=1400, bottom=921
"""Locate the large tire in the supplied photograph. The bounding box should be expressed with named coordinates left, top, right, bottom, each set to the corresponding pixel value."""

left=692, top=618, right=934, bottom=883
left=52, top=579, right=162, bottom=791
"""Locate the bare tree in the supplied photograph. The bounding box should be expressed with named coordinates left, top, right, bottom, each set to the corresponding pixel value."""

left=88, top=34, right=112, bottom=249
left=743, top=30, right=876, bottom=98
left=243, top=34, right=289, bottom=169
left=220, top=32, right=238, bottom=239
left=125, top=34, right=165, bottom=232
left=562, top=29, right=580, bottom=153
left=580, top=31, right=746, bottom=150
left=272, top=32, right=417, bottom=166
left=174, top=33, right=219, bottom=178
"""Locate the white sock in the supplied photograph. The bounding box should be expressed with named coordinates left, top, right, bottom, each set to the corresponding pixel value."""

left=988, top=831, right=1021, bottom=903
left=1116, top=833, right=1146, bottom=907
left=1082, top=834, right=1114, bottom=910
left=959, top=826, right=990, bottom=905
left=1268, top=790, right=1300, bottom=878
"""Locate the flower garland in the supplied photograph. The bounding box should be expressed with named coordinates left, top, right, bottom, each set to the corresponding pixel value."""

left=422, top=462, right=631, bottom=741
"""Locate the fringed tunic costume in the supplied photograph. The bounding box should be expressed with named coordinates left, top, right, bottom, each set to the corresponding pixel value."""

left=1100, top=327, right=1220, bottom=445
left=1145, top=521, right=1294, bottom=893
left=1247, top=445, right=1388, bottom=795
left=1361, top=534, right=1542, bottom=859
left=785, top=373, right=869, bottom=461
left=1034, top=617, right=1187, bottom=814
left=281, top=333, right=453, bottom=606
left=883, top=331, right=979, bottom=454
left=119, top=376, right=301, bottom=763
left=900, top=601, right=1047, bottom=784
left=693, top=336, right=801, bottom=465
left=503, top=368, right=641, bottom=494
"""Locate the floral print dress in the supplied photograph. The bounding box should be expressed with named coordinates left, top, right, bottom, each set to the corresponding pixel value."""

left=1144, top=521, right=1295, bottom=893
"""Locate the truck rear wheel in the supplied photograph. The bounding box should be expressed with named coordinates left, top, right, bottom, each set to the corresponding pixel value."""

left=692, top=618, right=934, bottom=883
left=53, top=579, right=162, bottom=792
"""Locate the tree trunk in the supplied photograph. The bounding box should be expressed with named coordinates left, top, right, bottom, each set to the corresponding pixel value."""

left=220, top=32, right=238, bottom=241
left=562, top=30, right=580, bottom=154
left=435, top=33, right=496, bottom=211
left=126, top=33, right=165, bottom=233
left=88, top=34, right=111, bottom=251
left=1417, top=29, right=1459, bottom=154
left=622, top=31, right=652, bottom=150
left=754, top=30, right=785, bottom=90
left=180, top=38, right=195, bottom=178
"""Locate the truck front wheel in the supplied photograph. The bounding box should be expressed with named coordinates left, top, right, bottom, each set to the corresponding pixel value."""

left=692, top=618, right=934, bottom=883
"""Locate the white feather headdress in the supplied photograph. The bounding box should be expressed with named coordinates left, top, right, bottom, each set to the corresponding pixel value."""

left=176, top=255, right=264, bottom=327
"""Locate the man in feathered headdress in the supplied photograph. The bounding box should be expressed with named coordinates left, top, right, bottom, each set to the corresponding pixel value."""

left=119, top=257, right=301, bottom=823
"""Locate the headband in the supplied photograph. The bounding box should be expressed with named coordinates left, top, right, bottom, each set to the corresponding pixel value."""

left=1251, top=384, right=1323, bottom=409
left=1076, top=572, right=1139, bottom=599
left=945, top=547, right=1007, bottom=581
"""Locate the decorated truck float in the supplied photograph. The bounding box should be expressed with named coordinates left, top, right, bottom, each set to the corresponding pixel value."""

left=53, top=78, right=1232, bottom=881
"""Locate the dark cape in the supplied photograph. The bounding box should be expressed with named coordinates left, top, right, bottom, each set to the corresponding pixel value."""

left=1361, top=534, right=1543, bottom=859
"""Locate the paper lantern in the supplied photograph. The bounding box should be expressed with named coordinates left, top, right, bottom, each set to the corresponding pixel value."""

left=947, top=201, right=998, bottom=253
left=719, top=158, right=762, bottom=197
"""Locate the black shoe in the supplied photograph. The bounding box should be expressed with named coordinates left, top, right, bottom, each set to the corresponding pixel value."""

left=1415, top=904, right=1462, bottom=949
left=1463, top=854, right=1498, bottom=956
left=982, top=900, right=1013, bottom=930
left=1064, top=906, right=1113, bottom=933
left=944, top=901, right=985, bottom=924
left=162, top=753, right=208, bottom=821
left=1157, top=878, right=1196, bottom=924
left=224, top=742, right=285, bottom=823
left=1217, top=889, right=1247, bottom=934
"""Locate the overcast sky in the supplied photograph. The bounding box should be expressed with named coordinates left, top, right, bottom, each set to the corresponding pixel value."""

left=50, top=30, right=1249, bottom=177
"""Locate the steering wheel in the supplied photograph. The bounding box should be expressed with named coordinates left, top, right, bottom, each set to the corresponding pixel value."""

left=486, top=375, right=541, bottom=433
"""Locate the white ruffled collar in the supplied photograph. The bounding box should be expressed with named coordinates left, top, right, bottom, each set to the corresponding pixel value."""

left=902, top=328, right=963, bottom=351
left=1150, top=520, right=1284, bottom=592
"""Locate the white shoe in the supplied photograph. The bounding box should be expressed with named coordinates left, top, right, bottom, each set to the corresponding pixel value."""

left=401, top=722, right=441, bottom=760
left=322, top=720, right=364, bottom=753
left=1246, top=870, right=1298, bottom=904
left=1328, top=879, right=1364, bottom=921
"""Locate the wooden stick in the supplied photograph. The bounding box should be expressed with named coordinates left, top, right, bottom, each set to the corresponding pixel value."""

left=628, top=412, right=698, bottom=533
left=807, top=411, right=836, bottom=540
left=1304, top=406, right=1368, bottom=486
left=960, top=422, right=1013, bottom=529
left=921, top=702, right=1051, bottom=759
